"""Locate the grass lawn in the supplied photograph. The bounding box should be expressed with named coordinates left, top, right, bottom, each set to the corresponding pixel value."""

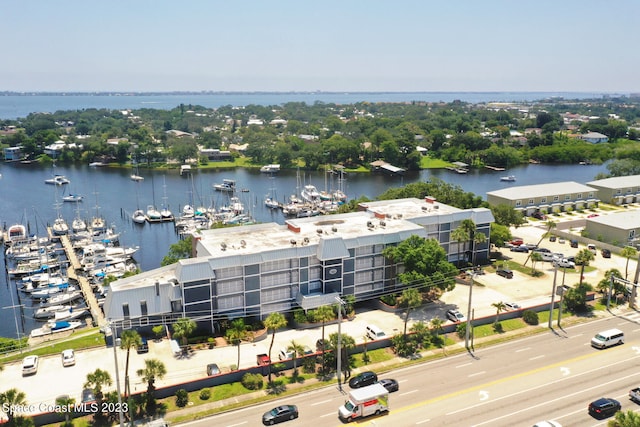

left=473, top=318, right=528, bottom=338
left=353, top=348, right=395, bottom=366
left=420, top=157, right=451, bottom=169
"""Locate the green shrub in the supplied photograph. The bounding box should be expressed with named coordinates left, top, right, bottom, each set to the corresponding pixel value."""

left=493, top=322, right=503, bottom=332
left=241, top=373, right=264, bottom=390
left=207, top=337, right=216, bottom=349
left=199, top=388, right=211, bottom=400
left=175, top=389, right=189, bottom=407
left=380, top=293, right=398, bottom=306
left=456, top=322, right=467, bottom=338
left=523, top=310, right=539, bottom=325
left=293, top=309, right=308, bottom=324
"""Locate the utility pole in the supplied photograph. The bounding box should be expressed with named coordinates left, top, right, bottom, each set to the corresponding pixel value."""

left=110, top=323, right=125, bottom=427
left=549, top=266, right=558, bottom=329
left=607, top=274, right=614, bottom=310
left=465, top=271, right=475, bottom=352
left=631, top=253, right=640, bottom=309
left=335, top=297, right=345, bottom=392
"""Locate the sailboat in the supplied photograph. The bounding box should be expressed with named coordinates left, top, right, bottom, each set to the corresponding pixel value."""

left=131, top=173, right=146, bottom=224
left=160, top=176, right=174, bottom=221
left=264, top=175, right=280, bottom=209
left=130, top=163, right=144, bottom=181
left=71, top=201, right=87, bottom=233
left=51, top=188, right=69, bottom=236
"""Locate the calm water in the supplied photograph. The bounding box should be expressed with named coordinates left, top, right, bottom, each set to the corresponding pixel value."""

left=0, top=91, right=616, bottom=120
left=0, top=161, right=609, bottom=338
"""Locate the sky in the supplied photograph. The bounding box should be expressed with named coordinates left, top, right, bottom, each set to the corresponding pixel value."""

left=2, top=0, right=639, bottom=93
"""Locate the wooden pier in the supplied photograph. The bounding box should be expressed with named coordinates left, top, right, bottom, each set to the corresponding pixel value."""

left=59, top=234, right=106, bottom=328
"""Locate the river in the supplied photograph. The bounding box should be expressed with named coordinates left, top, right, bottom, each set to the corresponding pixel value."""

left=0, top=161, right=609, bottom=339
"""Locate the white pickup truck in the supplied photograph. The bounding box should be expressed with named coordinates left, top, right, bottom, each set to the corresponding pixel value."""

left=629, top=387, right=640, bottom=402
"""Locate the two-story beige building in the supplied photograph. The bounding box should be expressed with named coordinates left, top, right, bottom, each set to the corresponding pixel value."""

left=586, top=175, right=640, bottom=205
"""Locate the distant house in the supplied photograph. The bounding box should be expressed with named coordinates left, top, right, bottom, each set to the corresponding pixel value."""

left=580, top=132, right=609, bottom=143
left=106, top=137, right=129, bottom=146
left=3, top=146, right=23, bottom=161
left=587, top=175, right=640, bottom=205
left=247, top=115, right=264, bottom=126
left=199, top=148, right=232, bottom=161
left=166, top=130, right=195, bottom=138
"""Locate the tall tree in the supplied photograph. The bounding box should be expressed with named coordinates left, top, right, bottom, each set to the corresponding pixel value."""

left=136, top=358, right=167, bottom=416
left=172, top=317, right=197, bottom=348
left=120, top=329, right=142, bottom=399
left=491, top=301, right=507, bottom=325
left=451, top=226, right=469, bottom=267
left=575, top=248, right=595, bottom=285
left=84, top=368, right=112, bottom=420
left=0, top=388, right=27, bottom=426
left=620, top=246, right=638, bottom=280
left=287, top=340, right=306, bottom=375
left=264, top=312, right=287, bottom=382
left=226, top=318, right=251, bottom=370
left=315, top=305, right=335, bottom=375
left=398, top=288, right=422, bottom=340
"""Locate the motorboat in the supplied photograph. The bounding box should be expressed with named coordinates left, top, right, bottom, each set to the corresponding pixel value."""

left=132, top=209, right=146, bottom=224
left=79, top=243, right=138, bottom=271
left=62, top=194, right=83, bottom=202
left=33, top=304, right=79, bottom=320
left=130, top=174, right=144, bottom=182
left=265, top=197, right=280, bottom=209
left=213, top=179, right=236, bottom=192
left=301, top=184, right=321, bottom=203
left=31, top=284, right=75, bottom=299
left=44, top=175, right=70, bottom=185
left=6, top=224, right=27, bottom=243
left=9, top=259, right=62, bottom=277
left=30, top=320, right=83, bottom=338
left=53, top=307, right=89, bottom=322
left=40, top=290, right=83, bottom=307
left=500, top=175, right=516, bottom=182
left=260, top=164, right=281, bottom=173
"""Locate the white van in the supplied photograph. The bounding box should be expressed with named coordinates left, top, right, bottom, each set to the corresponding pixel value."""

left=366, top=324, right=387, bottom=340
left=591, top=328, right=624, bottom=349
left=587, top=243, right=597, bottom=254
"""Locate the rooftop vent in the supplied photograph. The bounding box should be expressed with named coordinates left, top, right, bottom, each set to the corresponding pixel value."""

left=303, top=237, right=310, bottom=244
left=317, top=228, right=323, bottom=234
left=380, top=220, right=386, bottom=227
left=332, top=226, right=337, bottom=232
left=290, top=239, right=297, bottom=246
left=220, top=242, right=227, bottom=251
left=367, top=221, right=374, bottom=228
left=240, top=240, right=246, bottom=248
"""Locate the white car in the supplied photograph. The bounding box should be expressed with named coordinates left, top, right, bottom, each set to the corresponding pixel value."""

left=22, top=355, right=39, bottom=375
left=278, top=349, right=294, bottom=360
left=505, top=302, right=521, bottom=311
left=532, top=421, right=562, bottom=427
left=61, top=349, right=75, bottom=367
left=446, top=309, right=466, bottom=323
left=553, top=258, right=575, bottom=269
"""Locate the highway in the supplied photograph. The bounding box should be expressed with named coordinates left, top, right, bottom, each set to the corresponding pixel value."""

left=180, top=314, right=640, bottom=427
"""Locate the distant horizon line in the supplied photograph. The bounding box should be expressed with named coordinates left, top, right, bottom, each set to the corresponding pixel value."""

left=0, top=90, right=633, bottom=96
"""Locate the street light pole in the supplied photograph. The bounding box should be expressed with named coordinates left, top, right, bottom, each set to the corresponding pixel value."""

left=110, top=323, right=126, bottom=427
left=549, top=266, right=558, bottom=329
left=335, top=296, right=344, bottom=392
left=465, top=271, right=475, bottom=351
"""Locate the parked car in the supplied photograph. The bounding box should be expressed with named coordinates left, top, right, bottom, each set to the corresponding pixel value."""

left=61, top=349, right=75, bottom=367
left=509, top=239, right=524, bottom=246
left=496, top=268, right=514, bottom=279
left=81, top=388, right=96, bottom=404
left=278, top=349, right=294, bottom=360
left=262, top=405, right=299, bottom=425
left=206, top=363, right=220, bottom=376
left=549, top=235, right=557, bottom=242
left=22, top=355, right=39, bottom=376
left=348, top=371, right=378, bottom=389
left=532, top=212, right=546, bottom=220
left=505, top=302, right=521, bottom=311
left=587, top=213, right=599, bottom=218
left=553, top=259, right=575, bottom=269
left=534, top=247, right=551, bottom=253
left=570, top=239, right=579, bottom=248
left=510, top=245, right=528, bottom=253
left=588, top=397, right=620, bottom=419
left=558, top=237, right=566, bottom=244
left=446, top=309, right=466, bottom=322
left=136, top=337, right=149, bottom=354
left=378, top=378, right=399, bottom=392
left=601, top=248, right=611, bottom=258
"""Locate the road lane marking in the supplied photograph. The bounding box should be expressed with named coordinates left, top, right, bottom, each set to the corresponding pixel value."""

left=568, top=333, right=583, bottom=339
left=416, top=419, right=431, bottom=424
left=227, top=423, right=247, bottom=427
left=515, top=347, right=531, bottom=352
left=399, top=390, right=419, bottom=397
left=529, top=355, right=544, bottom=360
left=456, top=363, right=472, bottom=368
left=312, top=399, right=332, bottom=406
left=468, top=371, right=486, bottom=377
left=321, top=412, right=335, bottom=418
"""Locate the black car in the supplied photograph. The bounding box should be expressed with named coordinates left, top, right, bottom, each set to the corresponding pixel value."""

left=378, top=378, right=399, bottom=392
left=262, top=405, right=298, bottom=425
left=601, top=248, right=611, bottom=258
left=496, top=268, right=513, bottom=279
left=588, top=397, right=621, bottom=419
left=136, top=337, right=149, bottom=354
left=348, top=371, right=378, bottom=389
left=81, top=388, right=96, bottom=404
left=510, top=245, right=528, bottom=253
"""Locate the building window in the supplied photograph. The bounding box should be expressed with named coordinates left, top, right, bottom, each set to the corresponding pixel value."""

left=528, top=199, right=534, bottom=205
left=577, top=193, right=582, bottom=199
left=139, top=317, right=149, bottom=326
left=541, top=197, right=547, bottom=203
left=617, top=189, right=622, bottom=195
left=553, top=196, right=559, bottom=202
left=564, top=194, right=571, bottom=201
left=140, top=300, right=147, bottom=317
left=515, top=200, right=522, bottom=207
left=589, top=192, right=594, bottom=198
left=122, top=303, right=130, bottom=319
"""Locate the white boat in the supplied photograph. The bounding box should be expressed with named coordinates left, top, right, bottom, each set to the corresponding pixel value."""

left=33, top=305, right=78, bottom=320
left=260, top=164, right=281, bottom=173
left=180, top=165, right=192, bottom=176
left=301, top=184, right=321, bottom=203
left=31, top=284, right=75, bottom=299
left=146, top=205, right=162, bottom=222
left=132, top=209, right=146, bottom=224
left=213, top=179, right=236, bottom=192
left=30, top=320, right=83, bottom=338
left=53, top=307, right=89, bottom=322
left=52, top=217, right=69, bottom=236
left=130, top=174, right=144, bottom=182
left=72, top=217, right=87, bottom=233
left=88, top=161, right=106, bottom=167
left=79, top=243, right=138, bottom=271
left=62, top=194, right=83, bottom=202
left=9, top=259, right=62, bottom=277
left=265, top=197, right=280, bottom=209
left=44, top=175, right=70, bottom=185
left=500, top=175, right=516, bottom=182
left=6, top=224, right=27, bottom=243
left=41, top=291, right=83, bottom=307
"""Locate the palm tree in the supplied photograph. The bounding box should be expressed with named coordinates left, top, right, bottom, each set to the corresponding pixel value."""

left=84, top=368, right=112, bottom=417
left=451, top=225, right=469, bottom=267
left=287, top=340, right=306, bottom=375
left=55, top=394, right=75, bottom=426
left=429, top=317, right=445, bottom=349
left=621, top=246, right=638, bottom=280
left=525, top=219, right=556, bottom=266
left=120, top=329, right=142, bottom=399
left=531, top=251, right=543, bottom=274
left=0, top=388, right=27, bottom=426
left=491, top=301, right=507, bottom=325
left=315, top=304, right=335, bottom=374
left=575, top=248, right=595, bottom=284
left=328, top=332, right=355, bottom=377
left=225, top=318, right=251, bottom=370
left=172, top=317, right=196, bottom=349
left=136, top=358, right=167, bottom=416
left=398, top=287, right=422, bottom=340
left=264, top=312, right=287, bottom=382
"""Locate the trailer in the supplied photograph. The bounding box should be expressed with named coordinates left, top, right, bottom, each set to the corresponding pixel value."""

left=338, top=383, right=389, bottom=421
